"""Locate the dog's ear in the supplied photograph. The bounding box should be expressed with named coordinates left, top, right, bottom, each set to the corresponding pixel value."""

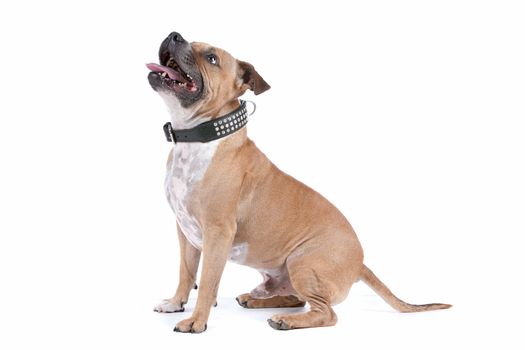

left=237, top=60, right=271, bottom=95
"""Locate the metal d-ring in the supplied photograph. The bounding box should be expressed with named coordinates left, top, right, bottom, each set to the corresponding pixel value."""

left=244, top=100, right=257, bottom=116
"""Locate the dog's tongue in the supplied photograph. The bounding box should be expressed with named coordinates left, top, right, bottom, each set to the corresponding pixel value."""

left=146, top=63, right=180, bottom=80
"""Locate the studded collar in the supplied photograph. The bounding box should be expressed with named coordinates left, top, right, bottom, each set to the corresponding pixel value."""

left=163, top=100, right=250, bottom=143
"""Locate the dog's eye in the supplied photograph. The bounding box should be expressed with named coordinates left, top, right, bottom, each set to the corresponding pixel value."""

left=207, top=54, right=218, bottom=65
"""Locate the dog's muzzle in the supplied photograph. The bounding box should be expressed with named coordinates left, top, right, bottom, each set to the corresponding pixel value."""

left=146, top=32, right=204, bottom=106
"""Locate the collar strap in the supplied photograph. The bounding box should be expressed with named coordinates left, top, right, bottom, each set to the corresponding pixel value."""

left=163, top=100, right=249, bottom=143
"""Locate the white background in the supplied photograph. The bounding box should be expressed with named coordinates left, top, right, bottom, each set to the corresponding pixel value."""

left=1, top=0, right=524, bottom=349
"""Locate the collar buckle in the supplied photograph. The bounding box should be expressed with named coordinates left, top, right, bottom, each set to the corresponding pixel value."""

left=163, top=122, right=176, bottom=144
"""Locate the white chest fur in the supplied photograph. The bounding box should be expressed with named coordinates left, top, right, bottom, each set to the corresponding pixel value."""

left=164, top=138, right=249, bottom=264
left=165, top=141, right=220, bottom=250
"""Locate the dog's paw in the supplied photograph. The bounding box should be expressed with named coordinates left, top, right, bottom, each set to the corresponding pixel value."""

left=267, top=315, right=292, bottom=330
left=173, top=317, right=207, bottom=333
left=153, top=299, right=185, bottom=313
left=236, top=293, right=252, bottom=308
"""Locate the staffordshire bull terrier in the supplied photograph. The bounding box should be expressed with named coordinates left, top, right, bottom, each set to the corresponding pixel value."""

left=146, top=31, right=450, bottom=333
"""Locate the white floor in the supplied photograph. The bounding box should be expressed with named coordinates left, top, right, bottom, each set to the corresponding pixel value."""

left=1, top=270, right=521, bottom=350
left=83, top=284, right=517, bottom=350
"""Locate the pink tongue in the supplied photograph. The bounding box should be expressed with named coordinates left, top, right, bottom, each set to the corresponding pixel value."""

left=146, top=63, right=180, bottom=80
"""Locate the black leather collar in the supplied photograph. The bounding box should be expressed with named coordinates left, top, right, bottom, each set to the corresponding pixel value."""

left=163, top=100, right=249, bottom=143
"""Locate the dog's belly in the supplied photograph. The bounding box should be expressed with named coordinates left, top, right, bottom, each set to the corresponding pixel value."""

left=251, top=266, right=297, bottom=298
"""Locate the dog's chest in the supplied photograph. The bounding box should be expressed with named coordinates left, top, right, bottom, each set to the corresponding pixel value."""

left=165, top=141, right=219, bottom=250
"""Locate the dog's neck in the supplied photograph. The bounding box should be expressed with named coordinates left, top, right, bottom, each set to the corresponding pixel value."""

left=159, top=92, right=205, bottom=129
left=160, top=94, right=243, bottom=130
left=203, top=99, right=242, bottom=121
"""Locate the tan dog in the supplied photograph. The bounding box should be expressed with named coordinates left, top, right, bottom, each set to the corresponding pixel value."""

left=146, top=31, right=451, bottom=333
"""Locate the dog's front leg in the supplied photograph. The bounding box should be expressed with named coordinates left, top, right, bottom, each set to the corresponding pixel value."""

left=174, top=225, right=234, bottom=333
left=154, top=226, right=201, bottom=313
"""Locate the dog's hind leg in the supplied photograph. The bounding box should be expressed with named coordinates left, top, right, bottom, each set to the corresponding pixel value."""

left=236, top=294, right=305, bottom=308
left=267, top=266, right=338, bottom=330
left=268, top=235, right=362, bottom=330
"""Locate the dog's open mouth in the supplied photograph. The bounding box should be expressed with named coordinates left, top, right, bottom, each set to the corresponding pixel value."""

left=146, top=58, right=198, bottom=92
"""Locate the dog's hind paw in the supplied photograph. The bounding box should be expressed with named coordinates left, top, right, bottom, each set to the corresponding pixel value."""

left=267, top=318, right=292, bottom=330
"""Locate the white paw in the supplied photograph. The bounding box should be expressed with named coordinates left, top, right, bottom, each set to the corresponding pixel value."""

left=153, top=299, right=184, bottom=313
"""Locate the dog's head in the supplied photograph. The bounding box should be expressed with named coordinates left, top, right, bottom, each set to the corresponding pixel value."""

left=147, top=32, right=270, bottom=126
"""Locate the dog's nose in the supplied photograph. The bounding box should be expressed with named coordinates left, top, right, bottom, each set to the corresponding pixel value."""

left=168, top=32, right=185, bottom=43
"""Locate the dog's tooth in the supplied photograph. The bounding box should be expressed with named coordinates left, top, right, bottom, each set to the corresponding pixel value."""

left=161, top=72, right=167, bottom=77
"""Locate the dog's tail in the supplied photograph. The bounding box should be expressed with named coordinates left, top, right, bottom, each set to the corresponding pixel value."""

left=359, top=264, right=452, bottom=312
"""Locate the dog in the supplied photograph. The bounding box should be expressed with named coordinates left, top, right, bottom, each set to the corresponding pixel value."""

left=146, top=31, right=451, bottom=333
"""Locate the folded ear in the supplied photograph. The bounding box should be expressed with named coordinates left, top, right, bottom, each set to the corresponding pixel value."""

left=237, top=60, right=271, bottom=95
